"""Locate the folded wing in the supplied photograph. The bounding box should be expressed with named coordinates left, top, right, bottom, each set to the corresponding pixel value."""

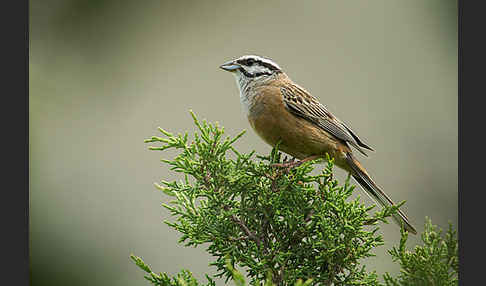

left=281, top=86, right=373, bottom=156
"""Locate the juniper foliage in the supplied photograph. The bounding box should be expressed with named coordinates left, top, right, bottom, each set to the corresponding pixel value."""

left=133, top=111, right=458, bottom=286
left=130, top=255, right=216, bottom=286
left=383, top=218, right=458, bottom=286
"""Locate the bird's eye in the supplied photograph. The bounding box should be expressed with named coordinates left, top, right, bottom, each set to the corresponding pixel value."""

left=247, top=59, right=255, bottom=66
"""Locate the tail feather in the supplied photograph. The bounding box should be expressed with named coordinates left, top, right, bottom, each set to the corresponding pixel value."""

left=345, top=153, right=417, bottom=235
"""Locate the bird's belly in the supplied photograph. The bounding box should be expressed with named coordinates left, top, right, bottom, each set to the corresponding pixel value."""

left=248, top=108, right=340, bottom=160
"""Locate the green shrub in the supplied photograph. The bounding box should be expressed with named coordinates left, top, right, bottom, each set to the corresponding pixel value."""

left=132, top=112, right=458, bottom=286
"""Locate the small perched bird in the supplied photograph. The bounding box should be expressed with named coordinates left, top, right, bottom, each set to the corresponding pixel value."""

left=220, top=55, right=417, bottom=235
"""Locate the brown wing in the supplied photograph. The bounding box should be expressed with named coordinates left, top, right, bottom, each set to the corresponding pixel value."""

left=280, top=85, right=373, bottom=156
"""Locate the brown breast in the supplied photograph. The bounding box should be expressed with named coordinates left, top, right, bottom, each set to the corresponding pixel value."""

left=247, top=84, right=347, bottom=161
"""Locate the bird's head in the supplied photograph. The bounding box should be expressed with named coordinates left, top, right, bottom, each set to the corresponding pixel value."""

left=220, top=55, right=283, bottom=85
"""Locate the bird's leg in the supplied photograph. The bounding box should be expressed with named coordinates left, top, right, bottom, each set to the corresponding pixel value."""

left=282, top=156, right=297, bottom=164
left=282, top=155, right=289, bottom=163
left=271, top=155, right=322, bottom=169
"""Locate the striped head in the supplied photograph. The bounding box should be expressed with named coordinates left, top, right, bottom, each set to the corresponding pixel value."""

left=220, top=55, right=283, bottom=85
left=220, top=55, right=284, bottom=115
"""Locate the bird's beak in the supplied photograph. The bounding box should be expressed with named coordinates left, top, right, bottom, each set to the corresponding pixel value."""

left=220, top=60, right=240, bottom=72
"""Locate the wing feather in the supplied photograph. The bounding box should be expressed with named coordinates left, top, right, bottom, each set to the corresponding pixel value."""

left=280, top=86, right=373, bottom=156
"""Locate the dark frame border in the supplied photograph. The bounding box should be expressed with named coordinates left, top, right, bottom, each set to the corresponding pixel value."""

left=2, top=0, right=29, bottom=285
left=458, top=0, right=484, bottom=284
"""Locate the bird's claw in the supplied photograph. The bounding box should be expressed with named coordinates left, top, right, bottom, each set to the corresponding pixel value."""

left=271, top=159, right=303, bottom=170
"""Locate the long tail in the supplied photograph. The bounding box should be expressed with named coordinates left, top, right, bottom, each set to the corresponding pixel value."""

left=345, top=153, right=417, bottom=235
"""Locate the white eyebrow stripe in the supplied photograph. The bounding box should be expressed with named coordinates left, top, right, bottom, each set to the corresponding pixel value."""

left=259, top=58, right=281, bottom=70
left=239, top=55, right=281, bottom=70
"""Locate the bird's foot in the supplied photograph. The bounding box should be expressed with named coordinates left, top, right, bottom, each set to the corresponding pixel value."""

left=271, top=155, right=321, bottom=170
left=271, top=159, right=302, bottom=169
left=282, top=155, right=296, bottom=164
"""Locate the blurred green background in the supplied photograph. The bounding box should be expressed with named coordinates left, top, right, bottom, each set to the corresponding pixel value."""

left=29, top=1, right=457, bottom=285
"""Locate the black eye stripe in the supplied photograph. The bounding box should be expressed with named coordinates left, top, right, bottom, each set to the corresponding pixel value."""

left=260, top=61, right=280, bottom=71
left=237, top=58, right=280, bottom=71
left=238, top=67, right=274, bottom=78
left=237, top=59, right=253, bottom=66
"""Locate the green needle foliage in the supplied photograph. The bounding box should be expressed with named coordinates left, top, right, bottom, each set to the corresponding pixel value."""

left=383, top=218, right=458, bottom=286
left=133, top=111, right=458, bottom=286
left=130, top=255, right=215, bottom=286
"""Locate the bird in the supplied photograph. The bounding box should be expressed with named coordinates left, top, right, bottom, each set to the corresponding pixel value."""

left=219, top=54, right=417, bottom=235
